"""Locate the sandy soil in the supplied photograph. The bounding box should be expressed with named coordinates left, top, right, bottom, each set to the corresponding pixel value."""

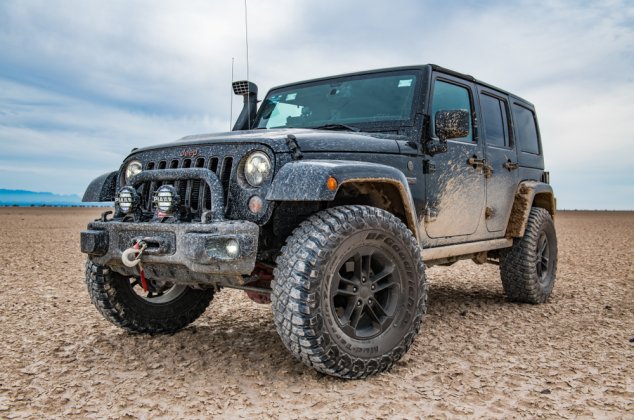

left=0, top=208, right=632, bottom=418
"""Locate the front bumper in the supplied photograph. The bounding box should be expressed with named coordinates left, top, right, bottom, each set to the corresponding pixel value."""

left=81, top=219, right=259, bottom=282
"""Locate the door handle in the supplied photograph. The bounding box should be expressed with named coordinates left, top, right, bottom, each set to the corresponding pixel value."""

left=467, top=156, right=486, bottom=168
left=503, top=160, right=519, bottom=171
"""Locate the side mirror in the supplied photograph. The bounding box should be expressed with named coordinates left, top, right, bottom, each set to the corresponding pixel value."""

left=435, top=109, right=470, bottom=141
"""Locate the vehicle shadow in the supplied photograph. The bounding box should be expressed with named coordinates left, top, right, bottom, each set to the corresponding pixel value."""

left=76, top=282, right=512, bottom=381
left=427, top=282, right=507, bottom=311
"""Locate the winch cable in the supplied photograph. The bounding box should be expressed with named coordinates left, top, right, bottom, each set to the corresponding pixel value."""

left=121, top=240, right=149, bottom=292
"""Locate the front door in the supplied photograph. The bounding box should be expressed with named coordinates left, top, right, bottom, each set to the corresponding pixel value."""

left=424, top=76, right=485, bottom=239
left=476, top=88, right=519, bottom=233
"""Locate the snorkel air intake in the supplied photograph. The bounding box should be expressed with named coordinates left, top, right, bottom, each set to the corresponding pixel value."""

left=232, top=80, right=258, bottom=131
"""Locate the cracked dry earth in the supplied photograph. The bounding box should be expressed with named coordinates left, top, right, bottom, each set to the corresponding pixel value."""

left=0, top=208, right=632, bottom=418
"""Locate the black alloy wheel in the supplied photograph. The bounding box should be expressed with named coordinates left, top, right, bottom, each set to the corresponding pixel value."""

left=331, top=247, right=400, bottom=340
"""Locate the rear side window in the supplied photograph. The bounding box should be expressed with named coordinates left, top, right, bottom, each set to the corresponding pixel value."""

left=480, top=93, right=510, bottom=147
left=512, top=104, right=540, bottom=154
left=431, top=80, right=473, bottom=143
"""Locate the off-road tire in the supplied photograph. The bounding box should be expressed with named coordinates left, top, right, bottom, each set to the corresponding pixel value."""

left=272, top=205, right=427, bottom=379
left=500, top=207, right=557, bottom=303
left=85, top=260, right=215, bottom=333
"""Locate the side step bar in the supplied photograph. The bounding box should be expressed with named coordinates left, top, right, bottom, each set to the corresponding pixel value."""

left=422, top=238, right=512, bottom=263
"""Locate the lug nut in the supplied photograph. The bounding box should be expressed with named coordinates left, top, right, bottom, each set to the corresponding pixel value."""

left=362, top=277, right=367, bottom=283
left=353, top=287, right=358, bottom=293
left=371, top=284, right=375, bottom=290
left=368, top=299, right=373, bottom=305
left=357, top=300, right=362, bottom=306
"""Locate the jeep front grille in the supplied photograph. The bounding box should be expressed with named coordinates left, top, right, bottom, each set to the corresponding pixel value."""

left=139, top=155, right=234, bottom=217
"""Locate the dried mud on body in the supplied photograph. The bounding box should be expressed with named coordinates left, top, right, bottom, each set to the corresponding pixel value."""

left=0, top=208, right=632, bottom=418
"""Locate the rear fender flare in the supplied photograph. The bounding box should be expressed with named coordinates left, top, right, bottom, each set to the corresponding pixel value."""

left=506, top=180, right=556, bottom=238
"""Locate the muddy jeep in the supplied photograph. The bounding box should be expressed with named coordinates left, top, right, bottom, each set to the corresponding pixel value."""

left=81, top=65, right=557, bottom=379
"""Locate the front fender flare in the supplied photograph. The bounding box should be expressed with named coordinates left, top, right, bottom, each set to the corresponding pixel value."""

left=82, top=171, right=118, bottom=202
left=266, top=160, right=419, bottom=240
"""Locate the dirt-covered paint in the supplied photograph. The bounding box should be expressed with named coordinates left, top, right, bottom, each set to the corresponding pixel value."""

left=505, top=181, right=556, bottom=238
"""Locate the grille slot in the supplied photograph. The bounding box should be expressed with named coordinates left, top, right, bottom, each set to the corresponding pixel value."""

left=136, top=153, right=236, bottom=219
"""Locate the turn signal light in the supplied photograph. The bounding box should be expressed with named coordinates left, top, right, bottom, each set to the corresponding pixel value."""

left=327, top=176, right=338, bottom=191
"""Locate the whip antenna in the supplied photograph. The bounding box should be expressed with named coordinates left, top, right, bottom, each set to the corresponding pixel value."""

left=230, top=57, right=235, bottom=130
left=244, top=0, right=251, bottom=129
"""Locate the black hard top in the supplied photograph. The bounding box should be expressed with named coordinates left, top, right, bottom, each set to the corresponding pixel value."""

left=267, top=64, right=533, bottom=107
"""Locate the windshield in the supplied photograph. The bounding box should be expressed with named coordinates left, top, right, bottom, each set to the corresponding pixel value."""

left=255, top=71, right=419, bottom=130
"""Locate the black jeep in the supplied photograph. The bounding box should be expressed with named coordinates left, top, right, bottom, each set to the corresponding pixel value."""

left=81, top=65, right=557, bottom=379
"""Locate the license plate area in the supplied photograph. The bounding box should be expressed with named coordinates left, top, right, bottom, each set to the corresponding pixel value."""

left=117, top=231, right=176, bottom=256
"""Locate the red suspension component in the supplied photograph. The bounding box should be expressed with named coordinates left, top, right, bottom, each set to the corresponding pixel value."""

left=245, top=262, right=274, bottom=304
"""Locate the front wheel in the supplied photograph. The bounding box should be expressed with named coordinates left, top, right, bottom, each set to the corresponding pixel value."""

left=85, top=261, right=215, bottom=333
left=272, top=205, right=427, bottom=379
left=499, top=207, right=558, bottom=303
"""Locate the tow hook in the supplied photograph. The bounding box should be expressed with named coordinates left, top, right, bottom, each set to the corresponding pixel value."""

left=122, top=240, right=148, bottom=292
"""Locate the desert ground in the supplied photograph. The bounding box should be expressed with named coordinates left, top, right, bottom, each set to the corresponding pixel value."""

left=0, top=208, right=632, bottom=418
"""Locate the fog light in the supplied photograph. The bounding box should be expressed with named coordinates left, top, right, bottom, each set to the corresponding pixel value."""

left=116, top=187, right=138, bottom=214
left=225, top=239, right=240, bottom=258
left=153, top=185, right=179, bottom=215
left=248, top=195, right=263, bottom=214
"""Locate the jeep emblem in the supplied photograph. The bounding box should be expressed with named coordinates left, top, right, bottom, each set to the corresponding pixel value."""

left=180, top=148, right=199, bottom=158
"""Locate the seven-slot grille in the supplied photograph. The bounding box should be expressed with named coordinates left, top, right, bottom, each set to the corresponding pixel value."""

left=138, top=155, right=234, bottom=217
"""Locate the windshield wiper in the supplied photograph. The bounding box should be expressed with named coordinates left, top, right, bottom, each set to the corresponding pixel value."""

left=310, top=123, right=360, bottom=132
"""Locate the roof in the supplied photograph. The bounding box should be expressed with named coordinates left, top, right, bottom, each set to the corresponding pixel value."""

left=266, top=64, right=533, bottom=107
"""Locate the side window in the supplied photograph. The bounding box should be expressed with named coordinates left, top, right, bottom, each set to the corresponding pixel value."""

left=512, top=104, right=540, bottom=154
left=431, top=80, right=473, bottom=142
left=479, top=93, right=510, bottom=147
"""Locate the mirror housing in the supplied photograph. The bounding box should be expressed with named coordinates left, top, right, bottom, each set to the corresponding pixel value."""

left=232, top=80, right=259, bottom=131
left=435, top=109, right=470, bottom=141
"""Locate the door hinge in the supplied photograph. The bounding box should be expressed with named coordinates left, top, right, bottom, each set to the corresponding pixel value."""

left=425, top=207, right=438, bottom=223
left=483, top=163, right=493, bottom=178
left=423, top=160, right=436, bottom=174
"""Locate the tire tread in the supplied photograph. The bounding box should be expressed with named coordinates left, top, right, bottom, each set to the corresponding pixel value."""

left=271, top=205, right=427, bottom=379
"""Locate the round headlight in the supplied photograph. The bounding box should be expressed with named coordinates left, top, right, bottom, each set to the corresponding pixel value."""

left=116, top=186, right=138, bottom=214
left=243, top=151, right=272, bottom=187
left=125, top=160, right=143, bottom=182
left=153, top=185, right=179, bottom=215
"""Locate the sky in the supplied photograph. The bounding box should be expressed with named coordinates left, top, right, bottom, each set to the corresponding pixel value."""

left=0, top=0, right=632, bottom=209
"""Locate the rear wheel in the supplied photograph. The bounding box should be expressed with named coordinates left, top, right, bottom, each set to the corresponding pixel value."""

left=272, top=205, right=427, bottom=379
left=85, top=260, right=215, bottom=333
left=500, top=207, right=558, bottom=303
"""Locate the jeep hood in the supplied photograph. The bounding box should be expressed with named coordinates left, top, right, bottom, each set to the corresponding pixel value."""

left=130, top=128, right=406, bottom=156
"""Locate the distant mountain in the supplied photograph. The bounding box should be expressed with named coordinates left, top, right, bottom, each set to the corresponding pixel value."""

left=0, top=189, right=107, bottom=206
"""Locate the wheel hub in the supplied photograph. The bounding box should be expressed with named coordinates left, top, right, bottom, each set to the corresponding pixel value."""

left=330, top=246, right=401, bottom=340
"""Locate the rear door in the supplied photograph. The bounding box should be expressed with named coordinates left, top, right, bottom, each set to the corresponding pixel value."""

left=476, top=87, right=518, bottom=233
left=424, top=75, right=485, bottom=239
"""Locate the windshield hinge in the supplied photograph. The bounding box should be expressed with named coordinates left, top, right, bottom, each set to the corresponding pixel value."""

left=286, top=134, right=303, bottom=160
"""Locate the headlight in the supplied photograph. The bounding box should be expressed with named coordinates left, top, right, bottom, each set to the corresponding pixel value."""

left=125, top=160, right=143, bottom=182
left=153, top=185, right=179, bottom=215
left=115, top=186, right=139, bottom=214
left=243, top=151, right=272, bottom=187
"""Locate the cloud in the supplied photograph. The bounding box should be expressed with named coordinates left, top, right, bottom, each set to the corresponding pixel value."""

left=0, top=0, right=632, bottom=208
